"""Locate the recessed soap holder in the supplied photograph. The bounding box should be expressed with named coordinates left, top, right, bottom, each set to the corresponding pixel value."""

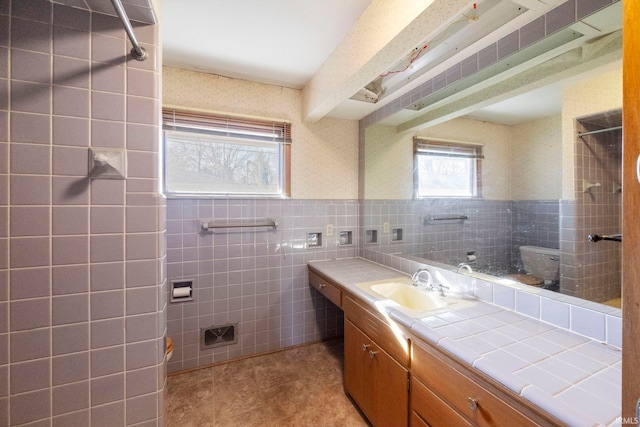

left=365, top=229, right=378, bottom=244
left=392, top=228, right=403, bottom=242
left=339, top=230, right=353, bottom=246
left=307, top=232, right=323, bottom=249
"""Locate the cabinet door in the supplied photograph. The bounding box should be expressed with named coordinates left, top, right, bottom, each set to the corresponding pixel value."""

left=344, top=319, right=373, bottom=419
left=369, top=340, right=409, bottom=427
left=345, top=319, right=409, bottom=427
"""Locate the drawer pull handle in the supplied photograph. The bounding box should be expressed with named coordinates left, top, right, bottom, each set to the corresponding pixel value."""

left=362, top=344, right=370, bottom=351
left=318, top=283, right=326, bottom=289
left=467, top=397, right=478, bottom=411
left=369, top=350, right=378, bottom=359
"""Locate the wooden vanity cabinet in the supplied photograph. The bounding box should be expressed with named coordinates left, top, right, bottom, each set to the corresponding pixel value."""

left=306, top=266, right=561, bottom=427
left=411, top=340, right=556, bottom=427
left=344, top=296, right=410, bottom=427
left=308, top=270, right=342, bottom=308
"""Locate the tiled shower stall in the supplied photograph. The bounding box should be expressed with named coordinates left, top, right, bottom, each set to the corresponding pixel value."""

left=1, top=1, right=165, bottom=425
left=560, top=110, right=622, bottom=302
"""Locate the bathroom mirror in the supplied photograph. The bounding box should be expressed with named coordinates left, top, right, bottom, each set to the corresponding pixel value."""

left=361, top=4, right=622, bottom=312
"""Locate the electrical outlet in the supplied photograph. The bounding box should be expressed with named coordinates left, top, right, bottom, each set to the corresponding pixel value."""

left=383, top=222, right=390, bottom=233
left=326, top=224, right=334, bottom=236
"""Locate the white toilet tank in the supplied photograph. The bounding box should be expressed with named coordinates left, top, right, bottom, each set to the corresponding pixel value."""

left=519, top=245, right=560, bottom=282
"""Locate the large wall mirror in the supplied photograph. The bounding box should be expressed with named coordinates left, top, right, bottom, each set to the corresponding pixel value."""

left=361, top=2, right=622, bottom=312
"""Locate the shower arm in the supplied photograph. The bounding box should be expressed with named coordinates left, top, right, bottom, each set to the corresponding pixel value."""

left=588, top=233, right=622, bottom=243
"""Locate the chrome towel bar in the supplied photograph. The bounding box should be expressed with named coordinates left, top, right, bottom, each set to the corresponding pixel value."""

left=424, top=215, right=468, bottom=224
left=202, top=218, right=279, bottom=231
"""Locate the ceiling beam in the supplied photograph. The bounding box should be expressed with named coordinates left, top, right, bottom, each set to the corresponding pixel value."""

left=301, top=0, right=473, bottom=123
left=395, top=30, right=622, bottom=133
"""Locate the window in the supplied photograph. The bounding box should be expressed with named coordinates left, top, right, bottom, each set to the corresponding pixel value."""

left=163, top=109, right=291, bottom=197
left=414, top=138, right=482, bottom=198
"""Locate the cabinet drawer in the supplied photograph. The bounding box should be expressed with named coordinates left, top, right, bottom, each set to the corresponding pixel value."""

left=411, top=377, right=471, bottom=427
left=412, top=341, right=538, bottom=427
left=410, top=412, right=429, bottom=427
left=344, top=295, right=409, bottom=367
left=309, top=271, right=342, bottom=308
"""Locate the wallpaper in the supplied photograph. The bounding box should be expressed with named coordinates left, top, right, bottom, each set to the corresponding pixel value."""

left=162, top=67, right=359, bottom=199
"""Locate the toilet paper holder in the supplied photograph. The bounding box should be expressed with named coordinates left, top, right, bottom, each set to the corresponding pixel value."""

left=170, top=280, right=193, bottom=303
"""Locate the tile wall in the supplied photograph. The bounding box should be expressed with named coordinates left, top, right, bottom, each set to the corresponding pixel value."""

left=0, top=1, right=165, bottom=425
left=165, top=199, right=357, bottom=373
left=511, top=200, right=560, bottom=270
left=362, top=199, right=558, bottom=276
left=559, top=117, right=622, bottom=302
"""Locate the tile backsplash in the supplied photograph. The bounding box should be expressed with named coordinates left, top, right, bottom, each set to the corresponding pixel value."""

left=165, top=199, right=358, bottom=373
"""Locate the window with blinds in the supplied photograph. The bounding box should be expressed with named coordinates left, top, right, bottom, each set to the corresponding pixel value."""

left=163, top=108, right=291, bottom=197
left=414, top=138, right=483, bottom=198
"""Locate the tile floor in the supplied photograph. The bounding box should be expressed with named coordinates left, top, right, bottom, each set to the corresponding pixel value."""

left=166, top=339, right=369, bottom=426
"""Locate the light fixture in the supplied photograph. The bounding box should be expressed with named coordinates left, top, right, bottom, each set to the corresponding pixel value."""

left=351, top=0, right=529, bottom=103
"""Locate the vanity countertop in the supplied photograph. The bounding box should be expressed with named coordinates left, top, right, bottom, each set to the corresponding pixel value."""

left=308, top=257, right=621, bottom=427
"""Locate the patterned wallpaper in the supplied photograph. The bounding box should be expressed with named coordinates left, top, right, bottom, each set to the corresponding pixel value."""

left=162, top=67, right=359, bottom=200
left=511, top=114, right=562, bottom=200
left=561, top=64, right=622, bottom=199
left=364, top=117, right=513, bottom=200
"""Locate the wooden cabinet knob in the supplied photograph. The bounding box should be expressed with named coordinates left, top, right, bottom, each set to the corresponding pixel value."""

left=362, top=344, right=371, bottom=351
left=369, top=350, right=378, bottom=359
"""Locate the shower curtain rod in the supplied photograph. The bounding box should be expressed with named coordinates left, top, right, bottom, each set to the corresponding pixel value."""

left=577, top=125, right=622, bottom=138
left=110, top=0, right=148, bottom=61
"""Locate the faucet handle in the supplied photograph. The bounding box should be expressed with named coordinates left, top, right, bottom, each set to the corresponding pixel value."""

left=438, top=283, right=450, bottom=296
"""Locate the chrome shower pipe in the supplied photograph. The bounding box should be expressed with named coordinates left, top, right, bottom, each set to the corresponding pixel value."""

left=588, top=233, right=622, bottom=243
left=109, top=0, right=148, bottom=61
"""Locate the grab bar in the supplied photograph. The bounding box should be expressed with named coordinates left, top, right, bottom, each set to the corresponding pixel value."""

left=202, top=218, right=278, bottom=231
left=588, top=233, right=622, bottom=243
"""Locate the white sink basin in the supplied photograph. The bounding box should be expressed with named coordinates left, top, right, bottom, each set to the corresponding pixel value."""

left=356, top=278, right=476, bottom=317
left=369, top=282, right=448, bottom=311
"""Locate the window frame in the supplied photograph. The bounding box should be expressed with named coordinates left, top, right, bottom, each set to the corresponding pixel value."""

left=413, top=138, right=483, bottom=199
left=162, top=108, right=291, bottom=198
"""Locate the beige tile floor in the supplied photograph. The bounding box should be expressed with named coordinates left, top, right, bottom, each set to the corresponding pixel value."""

left=166, top=339, right=369, bottom=426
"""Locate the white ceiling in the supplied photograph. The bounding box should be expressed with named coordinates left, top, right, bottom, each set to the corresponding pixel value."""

left=464, top=83, right=564, bottom=125
left=162, top=0, right=371, bottom=89
left=161, top=0, right=621, bottom=127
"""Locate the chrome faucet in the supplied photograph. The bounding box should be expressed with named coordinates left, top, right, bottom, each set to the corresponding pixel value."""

left=411, top=268, right=432, bottom=288
left=456, top=262, right=473, bottom=273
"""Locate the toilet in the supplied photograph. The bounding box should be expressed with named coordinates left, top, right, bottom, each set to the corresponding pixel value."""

left=507, top=245, right=560, bottom=287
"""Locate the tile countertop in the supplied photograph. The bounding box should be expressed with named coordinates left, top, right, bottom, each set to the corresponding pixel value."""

left=308, top=258, right=621, bottom=427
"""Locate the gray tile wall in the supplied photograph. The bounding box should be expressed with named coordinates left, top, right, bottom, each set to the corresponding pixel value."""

left=511, top=200, right=560, bottom=270
left=362, top=199, right=558, bottom=276
left=165, top=199, right=357, bottom=373
left=1, top=1, right=165, bottom=425
left=560, top=120, right=622, bottom=302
